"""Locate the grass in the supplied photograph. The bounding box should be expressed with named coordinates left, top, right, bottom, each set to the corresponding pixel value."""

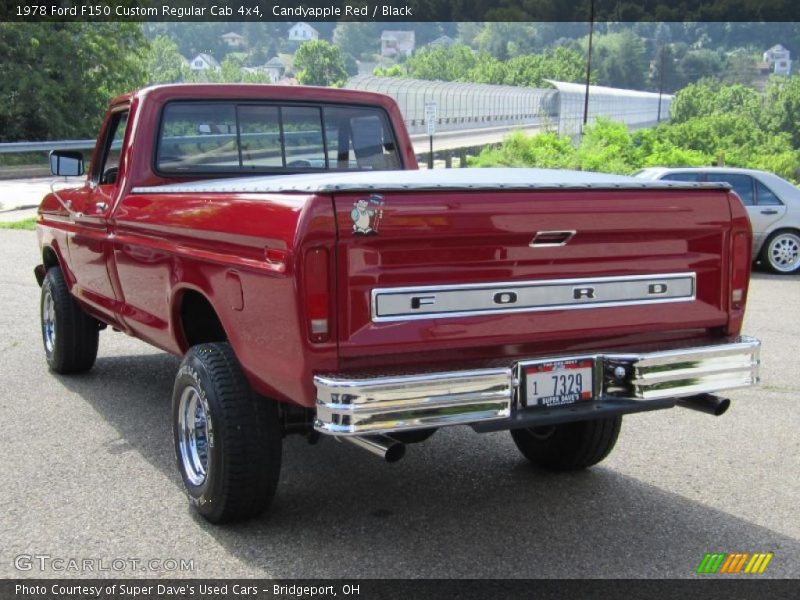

left=0, top=217, right=37, bottom=230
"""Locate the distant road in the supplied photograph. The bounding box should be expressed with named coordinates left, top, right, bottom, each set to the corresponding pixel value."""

left=410, top=122, right=545, bottom=154
left=0, top=124, right=546, bottom=211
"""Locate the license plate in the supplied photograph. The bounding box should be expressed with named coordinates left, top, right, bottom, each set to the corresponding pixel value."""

left=522, top=358, right=594, bottom=408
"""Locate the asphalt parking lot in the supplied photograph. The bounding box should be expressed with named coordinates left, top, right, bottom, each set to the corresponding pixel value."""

left=1, top=228, right=798, bottom=579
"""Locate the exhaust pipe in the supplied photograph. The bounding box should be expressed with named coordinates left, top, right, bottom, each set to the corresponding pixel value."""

left=340, top=434, right=406, bottom=463
left=677, top=393, right=730, bottom=416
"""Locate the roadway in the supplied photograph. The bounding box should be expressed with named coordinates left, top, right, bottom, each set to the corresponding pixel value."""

left=1, top=227, right=798, bottom=579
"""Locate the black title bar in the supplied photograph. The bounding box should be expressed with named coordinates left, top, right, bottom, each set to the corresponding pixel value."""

left=3, top=579, right=797, bottom=600
left=2, top=0, right=800, bottom=22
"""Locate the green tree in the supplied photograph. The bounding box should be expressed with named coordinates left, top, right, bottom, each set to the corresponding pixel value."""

left=373, top=64, right=406, bottom=77
left=468, top=53, right=507, bottom=84
left=474, top=23, right=537, bottom=60
left=332, top=22, right=380, bottom=61
left=499, top=47, right=586, bottom=87
left=144, top=35, right=187, bottom=84
left=590, top=31, right=647, bottom=89
left=676, top=49, right=724, bottom=87
left=650, top=45, right=679, bottom=94
left=721, top=49, right=759, bottom=87
left=762, top=76, right=800, bottom=148
left=294, top=40, right=348, bottom=87
left=0, top=23, right=147, bottom=141
left=405, top=44, right=477, bottom=81
left=576, top=118, right=636, bottom=173
left=670, top=81, right=762, bottom=123
left=469, top=130, right=577, bottom=169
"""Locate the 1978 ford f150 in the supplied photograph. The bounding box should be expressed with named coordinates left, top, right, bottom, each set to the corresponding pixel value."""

left=35, top=84, right=760, bottom=523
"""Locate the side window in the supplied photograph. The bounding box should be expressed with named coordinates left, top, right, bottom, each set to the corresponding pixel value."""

left=94, top=110, right=129, bottom=185
left=709, top=174, right=755, bottom=205
left=755, top=181, right=783, bottom=206
left=662, top=172, right=704, bottom=182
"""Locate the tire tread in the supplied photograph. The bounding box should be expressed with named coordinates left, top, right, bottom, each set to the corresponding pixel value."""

left=175, top=343, right=281, bottom=523
left=511, top=416, right=622, bottom=471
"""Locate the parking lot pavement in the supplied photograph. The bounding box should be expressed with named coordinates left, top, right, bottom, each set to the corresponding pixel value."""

left=1, top=228, right=798, bottom=579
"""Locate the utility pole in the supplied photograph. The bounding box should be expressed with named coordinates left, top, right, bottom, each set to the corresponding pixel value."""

left=582, top=0, right=595, bottom=135
left=657, top=46, right=665, bottom=123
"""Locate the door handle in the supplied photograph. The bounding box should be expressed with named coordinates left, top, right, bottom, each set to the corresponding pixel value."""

left=760, top=209, right=778, bottom=215
left=95, top=202, right=108, bottom=213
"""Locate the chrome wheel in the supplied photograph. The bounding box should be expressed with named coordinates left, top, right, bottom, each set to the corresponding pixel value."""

left=42, top=289, right=56, bottom=353
left=177, top=386, right=210, bottom=486
left=767, top=232, right=800, bottom=273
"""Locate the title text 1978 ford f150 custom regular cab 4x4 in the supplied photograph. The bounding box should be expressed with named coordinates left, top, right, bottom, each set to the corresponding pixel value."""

left=35, top=84, right=760, bottom=523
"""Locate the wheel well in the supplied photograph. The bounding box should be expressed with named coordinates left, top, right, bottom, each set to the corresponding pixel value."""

left=178, top=290, right=227, bottom=349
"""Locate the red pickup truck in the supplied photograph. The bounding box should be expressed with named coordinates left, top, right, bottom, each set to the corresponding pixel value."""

left=36, top=84, right=760, bottom=523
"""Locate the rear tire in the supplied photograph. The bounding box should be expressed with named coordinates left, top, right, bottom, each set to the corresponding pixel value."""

left=510, top=416, right=622, bottom=471
left=172, top=343, right=282, bottom=524
left=40, top=266, right=99, bottom=374
left=761, top=230, right=800, bottom=274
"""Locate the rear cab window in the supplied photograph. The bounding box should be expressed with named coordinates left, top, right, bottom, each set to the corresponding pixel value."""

left=156, top=101, right=401, bottom=174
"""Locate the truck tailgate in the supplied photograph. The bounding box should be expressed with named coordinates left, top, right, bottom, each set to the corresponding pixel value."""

left=333, top=188, right=732, bottom=364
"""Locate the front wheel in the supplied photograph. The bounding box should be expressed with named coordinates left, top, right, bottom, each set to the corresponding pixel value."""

left=510, top=416, right=622, bottom=471
left=172, top=343, right=282, bottom=523
left=761, top=230, right=800, bottom=274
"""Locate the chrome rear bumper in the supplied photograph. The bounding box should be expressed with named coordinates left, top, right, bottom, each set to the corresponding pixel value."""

left=314, top=336, right=760, bottom=436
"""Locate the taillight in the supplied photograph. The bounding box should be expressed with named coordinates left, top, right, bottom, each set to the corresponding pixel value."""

left=727, top=227, right=751, bottom=336
left=304, top=247, right=330, bottom=343
left=730, top=231, right=749, bottom=311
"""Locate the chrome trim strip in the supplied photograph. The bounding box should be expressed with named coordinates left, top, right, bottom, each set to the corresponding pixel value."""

left=314, top=336, right=760, bottom=436
left=371, top=272, right=696, bottom=323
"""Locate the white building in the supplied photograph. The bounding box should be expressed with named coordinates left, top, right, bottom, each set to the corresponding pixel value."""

left=763, top=44, right=792, bottom=75
left=380, top=31, right=415, bottom=58
left=189, top=53, right=220, bottom=72
left=220, top=32, right=246, bottom=48
left=288, top=22, right=318, bottom=42
left=264, top=57, right=286, bottom=83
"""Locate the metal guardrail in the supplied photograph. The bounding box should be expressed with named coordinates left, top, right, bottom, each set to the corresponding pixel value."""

left=0, top=140, right=97, bottom=153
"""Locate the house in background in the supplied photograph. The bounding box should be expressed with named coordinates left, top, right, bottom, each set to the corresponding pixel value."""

left=427, top=35, right=456, bottom=49
left=763, top=44, right=792, bottom=75
left=264, top=57, right=286, bottom=83
left=380, top=31, right=415, bottom=58
left=189, top=53, right=220, bottom=72
left=220, top=32, right=246, bottom=48
left=288, top=22, right=318, bottom=42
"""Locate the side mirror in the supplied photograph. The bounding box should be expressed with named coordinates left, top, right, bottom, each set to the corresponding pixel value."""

left=49, top=150, right=85, bottom=177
